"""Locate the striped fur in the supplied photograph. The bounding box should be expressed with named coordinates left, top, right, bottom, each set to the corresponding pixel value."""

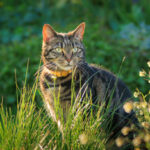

left=39, top=23, right=138, bottom=147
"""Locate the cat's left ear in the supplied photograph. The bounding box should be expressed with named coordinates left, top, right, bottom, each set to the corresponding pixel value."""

left=73, top=22, right=85, bottom=40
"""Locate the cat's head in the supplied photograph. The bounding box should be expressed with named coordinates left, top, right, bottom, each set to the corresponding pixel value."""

left=42, top=22, right=85, bottom=71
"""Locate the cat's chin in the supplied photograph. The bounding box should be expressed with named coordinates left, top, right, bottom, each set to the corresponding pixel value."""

left=57, top=65, right=73, bottom=71
left=63, top=67, right=73, bottom=71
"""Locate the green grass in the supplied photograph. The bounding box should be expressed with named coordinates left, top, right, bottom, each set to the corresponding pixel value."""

left=0, top=68, right=123, bottom=150
left=0, top=0, right=150, bottom=106
left=0, top=79, right=108, bottom=150
left=0, top=62, right=150, bottom=150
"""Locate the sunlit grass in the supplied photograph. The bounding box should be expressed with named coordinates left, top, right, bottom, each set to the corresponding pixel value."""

left=0, top=61, right=149, bottom=150
left=0, top=73, right=113, bottom=150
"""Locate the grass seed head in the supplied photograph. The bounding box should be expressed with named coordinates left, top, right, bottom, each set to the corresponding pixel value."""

left=133, top=102, right=138, bottom=107
left=140, top=102, right=147, bottom=108
left=133, top=92, right=139, bottom=98
left=132, top=137, right=141, bottom=147
left=121, top=126, right=130, bottom=136
left=147, top=61, right=150, bottom=67
left=141, top=122, right=149, bottom=129
left=139, top=110, right=143, bottom=115
left=144, top=134, right=150, bottom=142
left=139, top=70, right=146, bottom=77
left=115, top=137, right=125, bottom=147
left=123, top=101, right=133, bottom=113
left=79, top=133, right=88, bottom=145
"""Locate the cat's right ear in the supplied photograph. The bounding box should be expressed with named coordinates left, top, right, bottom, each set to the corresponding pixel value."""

left=72, top=22, right=85, bottom=40
left=43, top=24, right=56, bottom=43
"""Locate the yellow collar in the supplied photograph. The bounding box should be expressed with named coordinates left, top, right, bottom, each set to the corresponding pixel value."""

left=49, top=69, right=72, bottom=77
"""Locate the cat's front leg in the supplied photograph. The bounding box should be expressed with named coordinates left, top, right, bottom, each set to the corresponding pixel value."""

left=44, top=99, right=64, bottom=137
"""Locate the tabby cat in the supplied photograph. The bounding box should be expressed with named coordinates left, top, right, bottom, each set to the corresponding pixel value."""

left=39, top=22, right=137, bottom=148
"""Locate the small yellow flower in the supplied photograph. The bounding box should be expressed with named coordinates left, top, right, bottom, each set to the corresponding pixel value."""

left=139, top=110, right=143, bottom=115
left=140, top=102, right=147, bottom=108
left=132, top=137, right=141, bottom=146
left=79, top=133, right=88, bottom=145
left=141, top=122, right=149, bottom=129
left=139, top=70, right=146, bottom=77
left=144, top=134, right=150, bottom=142
left=147, top=61, right=150, bottom=67
left=133, top=92, right=139, bottom=98
left=123, top=101, right=133, bottom=113
left=136, top=104, right=141, bottom=109
left=115, top=137, right=125, bottom=147
left=121, top=126, right=130, bottom=136
left=133, top=102, right=138, bottom=106
left=133, top=102, right=140, bottom=109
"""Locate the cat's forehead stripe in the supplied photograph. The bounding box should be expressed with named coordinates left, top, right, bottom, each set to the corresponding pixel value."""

left=59, top=36, right=71, bottom=48
left=47, top=34, right=84, bottom=49
left=63, top=36, right=70, bottom=46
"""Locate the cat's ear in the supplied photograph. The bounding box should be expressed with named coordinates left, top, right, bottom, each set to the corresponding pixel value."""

left=73, top=22, right=85, bottom=40
left=43, top=24, right=57, bottom=42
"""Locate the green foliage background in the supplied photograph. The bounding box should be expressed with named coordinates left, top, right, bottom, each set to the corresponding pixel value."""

left=0, top=0, right=149, bottom=107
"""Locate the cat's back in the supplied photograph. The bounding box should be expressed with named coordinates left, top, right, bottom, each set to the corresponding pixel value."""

left=84, top=64, right=132, bottom=103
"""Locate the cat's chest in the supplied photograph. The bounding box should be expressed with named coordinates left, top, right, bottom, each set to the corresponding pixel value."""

left=44, top=75, right=89, bottom=101
left=41, top=67, right=94, bottom=102
left=43, top=74, right=73, bottom=101
left=48, top=83, right=71, bottom=100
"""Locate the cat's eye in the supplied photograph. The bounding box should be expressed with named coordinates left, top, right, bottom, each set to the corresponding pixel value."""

left=56, top=47, right=62, bottom=52
left=73, top=47, right=78, bottom=53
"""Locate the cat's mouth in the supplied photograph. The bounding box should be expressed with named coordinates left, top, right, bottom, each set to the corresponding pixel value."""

left=56, top=64, right=73, bottom=71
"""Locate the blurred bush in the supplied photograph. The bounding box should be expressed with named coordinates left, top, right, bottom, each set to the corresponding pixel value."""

left=0, top=0, right=149, bottom=106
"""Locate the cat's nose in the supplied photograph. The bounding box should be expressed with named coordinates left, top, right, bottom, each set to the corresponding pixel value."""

left=66, top=58, right=71, bottom=63
left=63, top=52, right=72, bottom=63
